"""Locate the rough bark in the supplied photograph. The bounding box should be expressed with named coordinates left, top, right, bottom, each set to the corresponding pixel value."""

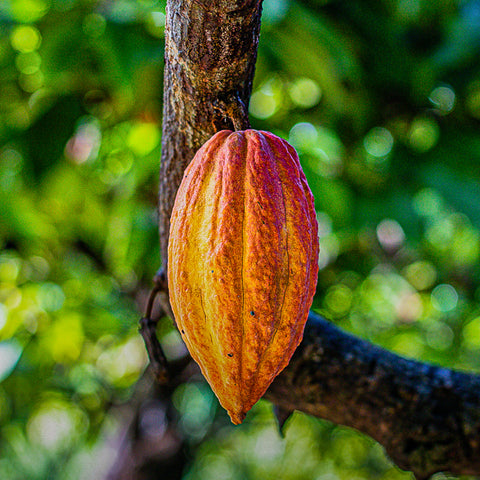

left=159, top=0, right=262, bottom=267
left=268, top=312, right=480, bottom=480
left=155, top=1, right=480, bottom=479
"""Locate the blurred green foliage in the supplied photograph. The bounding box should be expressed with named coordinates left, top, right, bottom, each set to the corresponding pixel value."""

left=0, top=0, right=480, bottom=479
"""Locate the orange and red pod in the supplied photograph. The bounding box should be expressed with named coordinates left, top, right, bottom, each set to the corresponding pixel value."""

left=168, top=130, right=319, bottom=424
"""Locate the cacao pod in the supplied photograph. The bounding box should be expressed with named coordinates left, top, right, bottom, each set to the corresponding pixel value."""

left=168, top=129, right=319, bottom=424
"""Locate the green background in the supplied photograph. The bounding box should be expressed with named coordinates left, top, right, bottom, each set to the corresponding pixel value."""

left=1, top=0, right=480, bottom=478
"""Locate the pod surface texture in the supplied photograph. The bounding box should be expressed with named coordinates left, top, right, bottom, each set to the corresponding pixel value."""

left=168, top=130, right=319, bottom=424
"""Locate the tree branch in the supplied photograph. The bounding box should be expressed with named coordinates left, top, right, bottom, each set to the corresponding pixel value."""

left=268, top=312, right=480, bottom=480
left=158, top=0, right=262, bottom=266
left=154, top=1, right=480, bottom=479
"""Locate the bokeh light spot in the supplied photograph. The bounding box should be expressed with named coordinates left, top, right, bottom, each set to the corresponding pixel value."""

left=106, top=0, right=139, bottom=23
left=249, top=90, right=277, bottom=119
left=18, top=70, right=44, bottom=93
left=173, top=383, right=214, bottom=438
left=305, top=125, right=344, bottom=177
left=318, top=234, right=340, bottom=270
left=325, top=284, right=353, bottom=317
left=26, top=255, right=50, bottom=282
left=105, top=150, right=134, bottom=177
left=83, top=13, right=107, bottom=38
left=197, top=455, right=236, bottom=480
left=15, top=51, right=41, bottom=74
left=425, top=215, right=457, bottom=254
left=37, top=282, right=65, bottom=312
left=288, top=122, right=318, bottom=150
left=151, top=11, right=166, bottom=27
left=404, top=261, right=437, bottom=291
left=96, top=336, right=147, bottom=386
left=463, top=316, right=480, bottom=349
left=249, top=76, right=284, bottom=119
left=10, top=0, right=50, bottom=23
left=408, top=116, right=439, bottom=152
left=425, top=322, right=454, bottom=351
left=429, top=85, right=455, bottom=114
left=363, top=127, right=394, bottom=157
left=466, top=85, right=480, bottom=119
left=396, top=292, right=423, bottom=322
left=0, top=257, right=21, bottom=282
left=391, top=332, right=424, bottom=358
left=4, top=287, right=22, bottom=310
left=376, top=219, right=405, bottom=252
left=0, top=305, right=7, bottom=332
left=65, top=117, right=101, bottom=164
left=449, top=215, right=480, bottom=267
left=431, top=284, right=458, bottom=312
left=127, top=122, right=160, bottom=156
left=10, top=25, right=42, bottom=53
left=262, top=0, right=290, bottom=24
left=161, top=329, right=188, bottom=361
left=0, top=341, right=22, bottom=383
left=289, top=77, right=322, bottom=108
left=145, top=11, right=166, bottom=37
left=317, top=211, right=333, bottom=238
left=253, top=428, right=284, bottom=461
left=83, top=89, right=113, bottom=119
left=317, top=213, right=339, bottom=270
left=139, top=402, right=167, bottom=439
left=412, top=188, right=443, bottom=217
left=27, top=400, right=88, bottom=450
left=43, top=314, right=84, bottom=363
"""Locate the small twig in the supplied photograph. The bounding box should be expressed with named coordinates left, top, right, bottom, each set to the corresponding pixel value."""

left=138, top=269, right=170, bottom=384
left=144, top=284, right=160, bottom=320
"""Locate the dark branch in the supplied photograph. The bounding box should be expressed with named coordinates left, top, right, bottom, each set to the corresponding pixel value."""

left=139, top=280, right=169, bottom=384
left=138, top=268, right=173, bottom=384
left=267, top=312, right=480, bottom=479
left=139, top=315, right=169, bottom=385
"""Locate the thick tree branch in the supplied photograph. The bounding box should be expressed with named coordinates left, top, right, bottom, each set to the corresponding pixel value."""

left=154, top=1, right=480, bottom=479
left=268, top=312, right=480, bottom=480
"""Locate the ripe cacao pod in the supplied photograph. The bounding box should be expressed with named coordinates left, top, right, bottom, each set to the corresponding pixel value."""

left=168, top=129, right=319, bottom=424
